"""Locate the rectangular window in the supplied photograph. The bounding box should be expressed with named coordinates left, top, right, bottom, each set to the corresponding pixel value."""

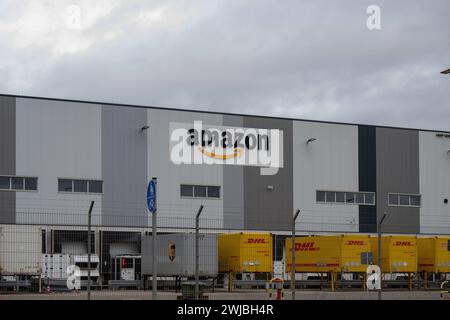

left=0, top=176, right=10, bottom=190
left=0, top=176, right=38, bottom=191
left=11, top=177, right=24, bottom=190
left=317, top=190, right=375, bottom=206
left=325, top=191, right=335, bottom=203
left=58, top=179, right=103, bottom=194
left=448, top=240, right=450, bottom=251
left=388, top=193, right=421, bottom=207
left=316, top=191, right=326, bottom=202
left=58, top=179, right=73, bottom=192
left=207, top=186, right=220, bottom=198
left=355, top=193, right=365, bottom=204
left=73, top=180, right=88, bottom=193
left=336, top=192, right=345, bottom=203
left=24, top=177, right=38, bottom=191
left=346, top=192, right=355, bottom=204
left=181, top=184, right=221, bottom=199
left=180, top=185, right=193, bottom=197
left=399, top=194, right=409, bottom=206
left=88, top=180, right=103, bottom=194
left=410, top=195, right=421, bottom=206
left=364, top=193, right=375, bottom=205
left=388, top=194, right=399, bottom=205
left=194, top=185, right=207, bottom=198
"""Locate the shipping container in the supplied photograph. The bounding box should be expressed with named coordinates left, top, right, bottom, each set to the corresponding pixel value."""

left=218, top=233, right=273, bottom=273
left=0, top=225, right=42, bottom=276
left=285, top=235, right=372, bottom=273
left=418, top=237, right=450, bottom=273
left=141, top=233, right=218, bottom=277
left=370, top=236, right=417, bottom=273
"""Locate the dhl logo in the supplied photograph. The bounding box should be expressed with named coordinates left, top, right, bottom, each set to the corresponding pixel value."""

left=294, top=242, right=320, bottom=251
left=393, top=241, right=414, bottom=246
left=345, top=240, right=366, bottom=246
left=246, top=238, right=268, bottom=244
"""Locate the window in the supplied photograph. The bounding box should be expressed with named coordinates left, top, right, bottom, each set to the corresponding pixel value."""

left=336, top=192, right=345, bottom=203
left=317, top=190, right=375, bottom=205
left=207, top=186, right=220, bottom=198
left=364, top=193, right=374, bottom=205
left=58, top=179, right=73, bottom=192
left=388, top=194, right=399, bottom=205
left=180, top=185, right=193, bottom=197
left=0, top=176, right=38, bottom=191
left=316, top=191, right=325, bottom=202
left=194, top=185, right=207, bottom=198
left=388, top=193, right=421, bottom=207
left=180, top=184, right=221, bottom=199
left=11, top=177, right=24, bottom=190
left=399, top=195, right=409, bottom=206
left=325, top=191, right=335, bottom=202
left=58, top=179, right=102, bottom=194
left=25, top=177, right=38, bottom=191
left=74, top=180, right=88, bottom=193
left=346, top=192, right=355, bottom=203
left=89, top=180, right=103, bottom=193
left=355, top=193, right=364, bottom=204
left=0, top=176, right=10, bottom=189
left=448, top=240, right=450, bottom=251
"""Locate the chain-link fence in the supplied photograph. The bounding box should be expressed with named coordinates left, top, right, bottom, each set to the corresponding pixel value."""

left=1, top=205, right=450, bottom=300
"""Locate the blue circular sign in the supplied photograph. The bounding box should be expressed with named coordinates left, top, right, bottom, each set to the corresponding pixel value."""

left=147, top=180, right=156, bottom=214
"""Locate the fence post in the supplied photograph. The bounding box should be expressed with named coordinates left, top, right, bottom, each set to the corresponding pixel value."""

left=195, top=205, right=204, bottom=300
left=87, top=200, right=94, bottom=301
left=292, top=209, right=300, bottom=300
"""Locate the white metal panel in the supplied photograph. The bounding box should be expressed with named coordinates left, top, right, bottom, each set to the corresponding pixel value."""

left=292, top=121, right=359, bottom=232
left=419, top=131, right=450, bottom=234
left=15, top=98, right=102, bottom=226
left=0, top=225, right=42, bottom=275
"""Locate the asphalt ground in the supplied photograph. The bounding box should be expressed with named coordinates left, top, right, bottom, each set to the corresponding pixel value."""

left=0, top=289, right=447, bottom=300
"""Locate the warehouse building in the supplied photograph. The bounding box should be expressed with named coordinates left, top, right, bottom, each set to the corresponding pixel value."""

left=1, top=93, right=450, bottom=279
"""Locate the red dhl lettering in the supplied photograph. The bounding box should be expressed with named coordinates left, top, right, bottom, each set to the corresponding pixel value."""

left=246, top=238, right=267, bottom=244
left=294, top=242, right=320, bottom=252
left=393, top=241, right=414, bottom=246
left=345, top=240, right=366, bottom=246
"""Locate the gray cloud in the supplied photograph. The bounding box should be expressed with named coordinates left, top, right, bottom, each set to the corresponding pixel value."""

left=0, top=0, right=449, bottom=130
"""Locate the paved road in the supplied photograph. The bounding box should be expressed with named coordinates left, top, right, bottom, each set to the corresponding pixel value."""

left=0, top=289, right=446, bottom=300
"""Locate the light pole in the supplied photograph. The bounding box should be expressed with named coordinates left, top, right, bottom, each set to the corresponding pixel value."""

left=377, top=212, right=389, bottom=300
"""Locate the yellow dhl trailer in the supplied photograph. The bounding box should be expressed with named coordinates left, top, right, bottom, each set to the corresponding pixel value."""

left=285, top=235, right=372, bottom=273
left=418, top=237, right=450, bottom=273
left=370, top=236, right=418, bottom=273
left=218, top=233, right=273, bottom=273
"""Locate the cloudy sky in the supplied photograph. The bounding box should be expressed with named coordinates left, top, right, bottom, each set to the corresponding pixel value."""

left=0, top=0, right=449, bottom=130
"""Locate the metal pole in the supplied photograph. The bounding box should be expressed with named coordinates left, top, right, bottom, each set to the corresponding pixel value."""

left=87, top=200, right=94, bottom=301
left=377, top=212, right=387, bottom=301
left=195, top=205, right=204, bottom=300
left=152, top=178, right=157, bottom=300
left=292, top=209, right=300, bottom=300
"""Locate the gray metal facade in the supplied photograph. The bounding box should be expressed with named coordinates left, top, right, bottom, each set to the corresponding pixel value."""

left=0, top=94, right=449, bottom=235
